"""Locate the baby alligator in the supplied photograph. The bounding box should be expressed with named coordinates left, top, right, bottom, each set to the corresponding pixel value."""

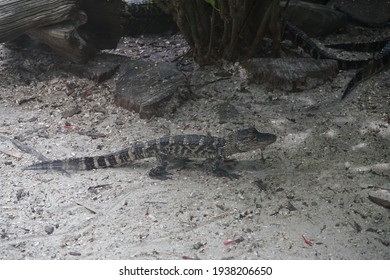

left=25, top=127, right=277, bottom=179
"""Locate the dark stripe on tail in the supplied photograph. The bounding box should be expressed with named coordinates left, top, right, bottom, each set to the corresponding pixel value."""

left=118, top=149, right=131, bottom=163
left=285, top=23, right=370, bottom=70
left=133, top=142, right=145, bottom=159
left=342, top=47, right=390, bottom=99
left=84, top=157, right=96, bottom=170
left=172, top=135, right=185, bottom=145
left=107, top=154, right=118, bottom=166
left=97, top=156, right=107, bottom=168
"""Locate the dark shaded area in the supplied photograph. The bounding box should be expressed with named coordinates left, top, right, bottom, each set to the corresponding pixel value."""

left=78, top=0, right=123, bottom=50
left=158, top=0, right=281, bottom=65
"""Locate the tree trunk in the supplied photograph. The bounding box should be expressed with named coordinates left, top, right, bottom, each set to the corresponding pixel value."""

left=0, top=0, right=123, bottom=63
left=158, top=0, right=281, bottom=65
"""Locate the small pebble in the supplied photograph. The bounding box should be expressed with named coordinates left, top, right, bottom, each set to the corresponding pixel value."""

left=44, top=225, right=54, bottom=235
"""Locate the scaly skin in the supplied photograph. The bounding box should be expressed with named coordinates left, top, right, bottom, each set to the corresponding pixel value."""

left=342, top=41, right=390, bottom=99
left=284, top=23, right=390, bottom=99
left=25, top=127, right=277, bottom=179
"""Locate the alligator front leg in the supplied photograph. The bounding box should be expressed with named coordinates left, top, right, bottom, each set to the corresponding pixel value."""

left=149, top=152, right=171, bottom=180
left=211, top=149, right=240, bottom=180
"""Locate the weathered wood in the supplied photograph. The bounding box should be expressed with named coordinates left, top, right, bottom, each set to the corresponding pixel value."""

left=0, top=0, right=78, bottom=42
left=244, top=58, right=338, bottom=91
left=26, top=15, right=93, bottom=63
left=0, top=0, right=123, bottom=63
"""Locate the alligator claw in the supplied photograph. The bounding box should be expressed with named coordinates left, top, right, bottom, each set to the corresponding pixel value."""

left=149, top=166, right=172, bottom=180
left=213, top=168, right=240, bottom=180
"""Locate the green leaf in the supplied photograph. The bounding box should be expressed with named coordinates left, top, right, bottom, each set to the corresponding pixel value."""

left=204, top=0, right=217, bottom=10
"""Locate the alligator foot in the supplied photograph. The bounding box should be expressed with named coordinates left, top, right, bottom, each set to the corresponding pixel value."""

left=149, top=166, right=172, bottom=180
left=213, top=168, right=240, bottom=180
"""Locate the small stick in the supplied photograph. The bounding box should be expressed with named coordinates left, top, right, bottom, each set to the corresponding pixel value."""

left=0, top=133, right=48, bottom=161
left=302, top=235, right=313, bottom=246
left=74, top=201, right=97, bottom=214
left=0, top=147, right=23, bottom=159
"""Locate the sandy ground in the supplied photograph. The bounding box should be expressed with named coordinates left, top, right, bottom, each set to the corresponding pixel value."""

left=0, top=33, right=389, bottom=260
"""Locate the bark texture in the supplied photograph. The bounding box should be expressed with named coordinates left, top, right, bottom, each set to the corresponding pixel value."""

left=0, top=0, right=123, bottom=63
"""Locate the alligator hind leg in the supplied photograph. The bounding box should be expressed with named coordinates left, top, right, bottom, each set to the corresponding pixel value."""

left=149, top=153, right=171, bottom=180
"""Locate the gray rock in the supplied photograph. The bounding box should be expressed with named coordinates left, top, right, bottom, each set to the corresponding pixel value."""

left=244, top=58, right=338, bottom=91
left=114, top=59, right=189, bottom=119
left=61, top=53, right=120, bottom=83
left=369, top=188, right=390, bottom=208
left=44, top=225, right=54, bottom=235
left=214, top=102, right=242, bottom=124
left=283, top=1, right=347, bottom=37
left=62, top=53, right=189, bottom=119
left=328, top=0, right=390, bottom=26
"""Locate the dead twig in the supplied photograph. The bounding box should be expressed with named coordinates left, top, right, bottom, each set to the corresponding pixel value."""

left=74, top=201, right=98, bottom=214
left=0, top=133, right=48, bottom=161
left=0, top=147, right=24, bottom=159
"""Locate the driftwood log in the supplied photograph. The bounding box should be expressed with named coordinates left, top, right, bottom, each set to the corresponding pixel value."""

left=0, top=0, right=123, bottom=63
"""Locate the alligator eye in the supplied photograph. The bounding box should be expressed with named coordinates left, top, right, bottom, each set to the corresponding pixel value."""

left=248, top=132, right=256, bottom=140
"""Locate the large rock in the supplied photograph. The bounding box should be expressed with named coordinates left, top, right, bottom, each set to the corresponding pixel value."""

left=244, top=58, right=338, bottom=91
left=114, top=59, right=189, bottom=119
left=328, top=0, right=390, bottom=26
left=283, top=1, right=347, bottom=37
left=61, top=53, right=120, bottom=82
left=369, top=188, right=390, bottom=208
left=62, top=53, right=189, bottom=119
